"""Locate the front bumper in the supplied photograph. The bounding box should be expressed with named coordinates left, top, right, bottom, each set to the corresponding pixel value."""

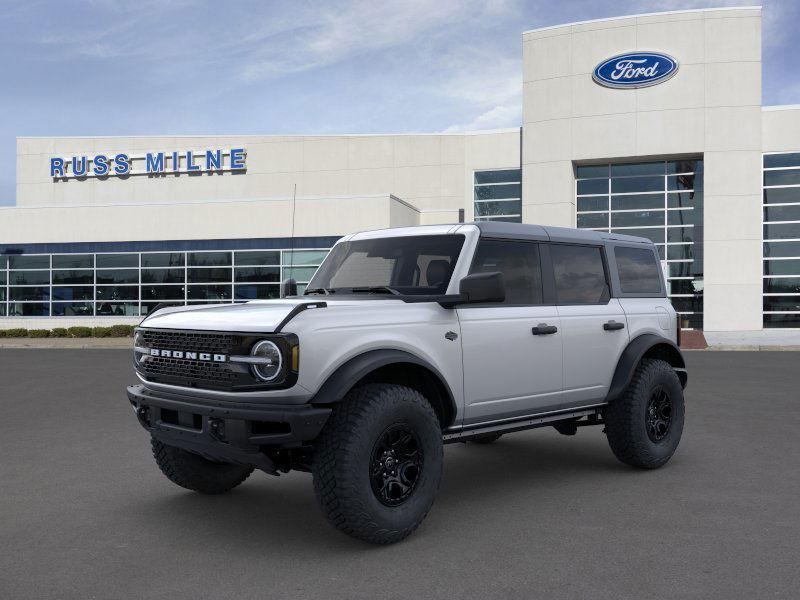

left=127, top=384, right=331, bottom=473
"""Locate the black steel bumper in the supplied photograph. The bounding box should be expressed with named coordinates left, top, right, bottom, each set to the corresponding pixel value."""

left=127, top=384, right=331, bottom=473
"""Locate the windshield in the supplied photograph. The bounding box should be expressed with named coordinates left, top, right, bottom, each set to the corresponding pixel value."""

left=306, top=234, right=465, bottom=296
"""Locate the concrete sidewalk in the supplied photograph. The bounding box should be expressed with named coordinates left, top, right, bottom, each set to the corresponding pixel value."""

left=0, top=337, right=133, bottom=349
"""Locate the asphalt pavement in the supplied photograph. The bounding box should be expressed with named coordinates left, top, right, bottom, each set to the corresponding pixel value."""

left=1, top=349, right=798, bottom=599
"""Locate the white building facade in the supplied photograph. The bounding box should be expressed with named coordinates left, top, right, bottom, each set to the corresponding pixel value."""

left=2, top=6, right=799, bottom=337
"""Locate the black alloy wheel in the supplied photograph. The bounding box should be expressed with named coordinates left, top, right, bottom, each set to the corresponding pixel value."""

left=369, top=424, right=423, bottom=506
left=645, top=386, right=672, bottom=442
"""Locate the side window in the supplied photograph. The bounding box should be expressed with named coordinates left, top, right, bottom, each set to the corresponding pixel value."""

left=550, top=244, right=608, bottom=304
left=614, top=246, right=663, bottom=294
left=469, top=240, right=542, bottom=304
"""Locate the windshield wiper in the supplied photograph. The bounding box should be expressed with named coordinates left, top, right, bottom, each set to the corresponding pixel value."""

left=305, top=287, right=335, bottom=295
left=349, top=286, right=401, bottom=295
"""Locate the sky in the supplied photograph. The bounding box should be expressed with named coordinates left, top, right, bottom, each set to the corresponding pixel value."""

left=1, top=0, right=798, bottom=206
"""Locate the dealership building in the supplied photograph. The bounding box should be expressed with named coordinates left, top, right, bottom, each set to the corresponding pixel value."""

left=2, top=6, right=799, bottom=341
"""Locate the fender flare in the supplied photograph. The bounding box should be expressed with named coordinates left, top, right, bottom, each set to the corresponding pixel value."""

left=606, top=334, right=686, bottom=402
left=310, top=349, right=457, bottom=421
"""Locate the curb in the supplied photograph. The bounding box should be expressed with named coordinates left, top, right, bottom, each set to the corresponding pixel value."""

left=0, top=338, right=133, bottom=349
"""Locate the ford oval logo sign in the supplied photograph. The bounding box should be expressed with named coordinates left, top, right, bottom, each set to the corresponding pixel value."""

left=593, top=52, right=679, bottom=89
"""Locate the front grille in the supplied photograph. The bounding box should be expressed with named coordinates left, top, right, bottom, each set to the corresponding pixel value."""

left=138, top=329, right=244, bottom=389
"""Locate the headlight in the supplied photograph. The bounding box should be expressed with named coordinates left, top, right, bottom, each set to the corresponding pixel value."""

left=133, top=329, right=146, bottom=366
left=250, top=340, right=282, bottom=381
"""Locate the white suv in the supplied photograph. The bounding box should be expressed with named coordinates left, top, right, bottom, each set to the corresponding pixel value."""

left=128, top=222, right=687, bottom=544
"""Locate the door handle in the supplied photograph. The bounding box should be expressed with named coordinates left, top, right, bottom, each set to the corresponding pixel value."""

left=603, top=320, right=625, bottom=331
left=532, top=323, right=558, bottom=335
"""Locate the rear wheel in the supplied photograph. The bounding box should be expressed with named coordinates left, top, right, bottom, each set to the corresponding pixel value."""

left=604, top=358, right=685, bottom=469
left=151, top=438, right=253, bottom=494
left=312, top=383, right=443, bottom=544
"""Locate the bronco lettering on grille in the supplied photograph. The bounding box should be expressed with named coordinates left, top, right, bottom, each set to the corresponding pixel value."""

left=149, top=348, right=227, bottom=362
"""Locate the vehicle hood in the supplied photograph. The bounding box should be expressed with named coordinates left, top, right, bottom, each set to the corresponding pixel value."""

left=138, top=298, right=402, bottom=333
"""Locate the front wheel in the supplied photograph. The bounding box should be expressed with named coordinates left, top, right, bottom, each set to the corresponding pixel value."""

left=312, top=383, right=443, bottom=544
left=604, top=358, right=685, bottom=469
left=151, top=438, right=253, bottom=494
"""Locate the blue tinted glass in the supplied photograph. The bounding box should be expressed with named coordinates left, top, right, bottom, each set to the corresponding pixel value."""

left=96, top=286, right=139, bottom=301
left=52, top=254, right=93, bottom=269
left=9, top=255, right=49, bottom=269
left=763, top=188, right=800, bottom=204
left=763, top=278, right=800, bottom=293
left=611, top=176, right=664, bottom=194
left=576, top=165, right=608, bottom=178
left=96, top=269, right=138, bottom=284
left=577, top=179, right=608, bottom=195
left=764, top=223, right=800, bottom=240
left=187, top=284, right=232, bottom=300
left=764, top=153, right=800, bottom=168
left=234, top=284, right=280, bottom=300
left=96, top=254, right=137, bottom=268
left=474, top=170, right=520, bottom=184
left=764, top=205, right=800, bottom=222
left=577, top=213, right=608, bottom=228
left=474, top=184, right=521, bottom=200
left=10, top=271, right=49, bottom=285
left=763, top=259, right=800, bottom=276
left=577, top=197, right=608, bottom=212
left=611, top=162, right=664, bottom=177
left=52, top=286, right=93, bottom=301
left=612, top=194, right=663, bottom=210
left=667, top=174, right=701, bottom=191
left=53, top=302, right=95, bottom=316
left=474, top=200, right=522, bottom=218
left=764, top=170, right=800, bottom=186
left=10, top=287, right=50, bottom=301
left=764, top=314, right=800, bottom=328
left=763, top=241, right=800, bottom=258
left=611, top=211, right=663, bottom=227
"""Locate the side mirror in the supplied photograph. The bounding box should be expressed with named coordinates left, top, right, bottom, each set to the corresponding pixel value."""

left=281, top=278, right=298, bottom=298
left=458, top=271, right=505, bottom=304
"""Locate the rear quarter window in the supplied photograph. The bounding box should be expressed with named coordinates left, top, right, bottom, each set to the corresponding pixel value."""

left=614, top=246, right=663, bottom=294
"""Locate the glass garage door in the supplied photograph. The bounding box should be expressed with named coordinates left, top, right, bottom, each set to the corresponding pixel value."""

left=575, top=159, right=704, bottom=330
left=763, top=153, right=800, bottom=328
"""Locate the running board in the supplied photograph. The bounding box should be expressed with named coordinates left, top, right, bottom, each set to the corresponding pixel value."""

left=442, top=406, right=604, bottom=444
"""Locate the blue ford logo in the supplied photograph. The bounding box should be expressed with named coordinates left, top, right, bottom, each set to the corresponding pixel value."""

left=593, top=52, right=678, bottom=89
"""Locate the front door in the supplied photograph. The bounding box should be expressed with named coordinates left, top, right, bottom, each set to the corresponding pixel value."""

left=458, top=239, right=563, bottom=426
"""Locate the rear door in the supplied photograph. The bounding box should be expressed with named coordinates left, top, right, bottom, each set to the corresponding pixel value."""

left=548, top=243, right=629, bottom=405
left=458, top=239, right=563, bottom=425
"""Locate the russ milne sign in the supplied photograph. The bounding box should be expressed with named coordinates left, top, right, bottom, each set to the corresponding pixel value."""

left=592, top=52, right=678, bottom=89
left=50, top=148, right=246, bottom=179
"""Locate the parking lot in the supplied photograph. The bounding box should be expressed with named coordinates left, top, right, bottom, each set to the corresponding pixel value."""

left=1, top=349, right=798, bottom=599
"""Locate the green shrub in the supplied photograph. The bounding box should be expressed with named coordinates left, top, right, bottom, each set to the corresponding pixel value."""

left=67, top=326, right=93, bottom=338
left=0, top=330, right=6, bottom=338
left=50, top=328, right=69, bottom=338
left=92, top=326, right=113, bottom=338
left=109, top=324, right=135, bottom=337
left=4, top=328, right=28, bottom=338
left=28, top=329, right=51, bottom=338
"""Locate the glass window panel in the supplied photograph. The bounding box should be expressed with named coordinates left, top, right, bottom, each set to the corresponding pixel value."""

left=141, top=285, right=185, bottom=301
left=764, top=205, right=800, bottom=222
left=8, top=302, right=49, bottom=316
left=469, top=240, right=543, bottom=305
left=96, top=286, right=138, bottom=301
left=9, top=270, right=49, bottom=285
left=763, top=296, right=800, bottom=312
left=667, top=174, right=700, bottom=192
left=474, top=199, right=522, bottom=218
left=610, top=228, right=665, bottom=244
left=667, top=209, right=698, bottom=226
left=668, top=262, right=694, bottom=277
left=657, top=245, right=665, bottom=260
left=96, top=253, right=137, bottom=268
left=763, top=259, right=800, bottom=276
left=764, top=170, right=800, bottom=187
left=576, top=165, right=608, bottom=178
left=0, top=304, right=5, bottom=316
left=667, top=191, right=703, bottom=209
left=52, top=254, right=93, bottom=269
left=474, top=184, right=521, bottom=200
left=668, top=280, right=702, bottom=295
left=611, top=162, right=664, bottom=177
left=475, top=216, right=522, bottom=223
left=10, top=287, right=50, bottom=301
left=764, top=153, right=800, bottom=169
left=141, top=302, right=183, bottom=315
left=576, top=179, right=608, bottom=195
left=615, top=247, right=662, bottom=294
left=763, top=277, right=800, bottom=294
left=188, top=251, right=232, bottom=266
left=577, top=197, right=608, bottom=212
left=611, top=194, right=664, bottom=210
left=96, top=269, right=138, bottom=284
left=763, top=187, right=800, bottom=204
left=234, top=284, right=281, bottom=300
left=474, top=169, right=520, bottom=184
left=764, top=223, right=800, bottom=240
left=141, top=253, right=185, bottom=268
left=234, top=266, right=280, bottom=283
left=764, top=241, right=800, bottom=258
left=611, top=210, right=664, bottom=228
left=141, top=268, right=184, bottom=284
left=667, top=245, right=694, bottom=260
left=234, top=251, right=280, bottom=266
left=9, top=255, right=49, bottom=269
left=551, top=244, right=608, bottom=304
left=611, top=176, right=663, bottom=194
left=283, top=267, right=318, bottom=282
left=52, top=302, right=94, bottom=316
left=764, top=314, right=800, bottom=328
left=52, top=270, right=93, bottom=284
left=0, top=255, right=6, bottom=269
left=187, top=267, right=231, bottom=283
left=678, top=313, right=704, bottom=329
left=187, top=284, right=232, bottom=300
left=577, top=213, right=608, bottom=228
left=668, top=227, right=694, bottom=243
left=52, top=286, right=93, bottom=301
left=0, top=288, right=5, bottom=301
left=670, top=296, right=703, bottom=312
left=96, top=302, right=139, bottom=316
left=667, top=160, right=702, bottom=174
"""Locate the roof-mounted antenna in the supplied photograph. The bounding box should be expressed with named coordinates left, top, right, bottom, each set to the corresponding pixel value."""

left=282, top=183, right=298, bottom=298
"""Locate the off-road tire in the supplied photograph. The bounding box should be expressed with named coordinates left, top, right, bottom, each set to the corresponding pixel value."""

left=151, top=438, right=254, bottom=494
left=604, top=358, right=684, bottom=469
left=470, top=432, right=503, bottom=444
left=312, top=383, right=443, bottom=544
